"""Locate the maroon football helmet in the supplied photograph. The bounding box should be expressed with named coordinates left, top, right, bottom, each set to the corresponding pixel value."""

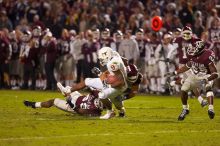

left=181, top=26, right=192, bottom=41
left=126, top=64, right=139, bottom=83
left=187, top=38, right=205, bottom=56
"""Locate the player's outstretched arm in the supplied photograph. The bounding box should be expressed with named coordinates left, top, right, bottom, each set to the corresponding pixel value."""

left=207, top=62, right=218, bottom=81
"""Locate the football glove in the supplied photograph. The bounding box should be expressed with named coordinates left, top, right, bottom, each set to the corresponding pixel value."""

left=91, top=67, right=101, bottom=76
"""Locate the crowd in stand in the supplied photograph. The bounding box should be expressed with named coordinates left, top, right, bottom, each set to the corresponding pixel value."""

left=0, top=0, right=219, bottom=94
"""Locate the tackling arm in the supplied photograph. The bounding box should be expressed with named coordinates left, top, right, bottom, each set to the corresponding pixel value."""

left=207, top=62, right=218, bottom=81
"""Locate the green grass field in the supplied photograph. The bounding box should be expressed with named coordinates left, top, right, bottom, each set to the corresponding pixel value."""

left=0, top=90, right=220, bottom=146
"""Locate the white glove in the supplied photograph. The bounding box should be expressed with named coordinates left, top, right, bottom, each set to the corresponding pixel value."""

left=57, top=82, right=71, bottom=96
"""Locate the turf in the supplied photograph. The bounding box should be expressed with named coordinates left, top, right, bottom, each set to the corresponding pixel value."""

left=0, top=90, right=220, bottom=146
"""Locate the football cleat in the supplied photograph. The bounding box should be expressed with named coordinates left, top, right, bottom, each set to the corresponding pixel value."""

left=201, top=99, right=208, bottom=108
left=178, top=109, right=189, bottom=121
left=119, top=112, right=125, bottom=117
left=208, top=109, right=215, bottom=119
left=23, top=100, right=36, bottom=108
left=118, top=108, right=126, bottom=117
left=100, top=110, right=116, bottom=120
left=57, top=82, right=71, bottom=96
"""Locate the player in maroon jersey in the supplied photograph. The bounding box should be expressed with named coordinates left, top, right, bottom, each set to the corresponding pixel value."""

left=99, top=28, right=116, bottom=50
left=41, top=30, right=57, bottom=90
left=20, top=30, right=38, bottom=89
left=165, top=38, right=218, bottom=120
left=23, top=89, right=105, bottom=117
left=167, top=26, right=208, bottom=106
left=8, top=30, right=21, bottom=89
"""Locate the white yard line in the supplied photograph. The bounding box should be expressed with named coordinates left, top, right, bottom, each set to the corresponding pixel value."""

left=1, top=130, right=220, bottom=141
left=0, top=132, right=145, bottom=141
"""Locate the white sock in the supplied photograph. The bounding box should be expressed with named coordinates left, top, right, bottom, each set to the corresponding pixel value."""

left=182, top=104, right=189, bottom=110
left=197, top=96, right=203, bottom=104
left=208, top=105, right=214, bottom=110
left=35, top=102, right=41, bottom=108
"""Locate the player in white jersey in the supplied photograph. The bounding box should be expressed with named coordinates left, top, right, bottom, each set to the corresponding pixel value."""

left=59, top=47, right=128, bottom=119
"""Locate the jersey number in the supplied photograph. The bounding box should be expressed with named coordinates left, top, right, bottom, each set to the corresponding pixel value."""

left=182, top=47, right=187, bottom=59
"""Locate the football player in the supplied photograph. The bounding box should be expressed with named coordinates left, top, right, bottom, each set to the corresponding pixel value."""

left=19, top=30, right=37, bottom=89
left=8, top=30, right=21, bottom=89
left=155, top=33, right=175, bottom=94
left=166, top=26, right=208, bottom=106
left=99, top=28, right=116, bottom=50
left=59, top=47, right=129, bottom=119
left=145, top=32, right=160, bottom=93
left=165, top=38, right=218, bottom=120
left=135, top=28, right=148, bottom=93
left=24, top=84, right=105, bottom=117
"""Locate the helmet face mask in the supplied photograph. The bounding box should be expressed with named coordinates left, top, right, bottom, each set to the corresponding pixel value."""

left=181, top=26, right=192, bottom=41
left=98, top=47, right=113, bottom=66
left=182, top=32, right=192, bottom=40
left=187, top=40, right=205, bottom=56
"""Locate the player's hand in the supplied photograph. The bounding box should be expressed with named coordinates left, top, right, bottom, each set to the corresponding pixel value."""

left=200, top=78, right=208, bottom=85
left=91, top=67, right=101, bottom=76
left=164, top=71, right=176, bottom=78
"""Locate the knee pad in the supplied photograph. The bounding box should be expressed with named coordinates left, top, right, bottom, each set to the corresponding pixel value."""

left=206, top=91, right=214, bottom=97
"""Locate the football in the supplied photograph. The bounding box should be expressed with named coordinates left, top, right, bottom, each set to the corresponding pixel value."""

left=106, top=74, right=119, bottom=84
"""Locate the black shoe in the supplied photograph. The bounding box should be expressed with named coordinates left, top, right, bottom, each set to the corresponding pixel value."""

left=23, top=100, right=36, bottom=108
left=178, top=109, right=189, bottom=121
left=208, top=109, right=215, bottom=119
left=119, top=112, right=125, bottom=117
left=201, top=100, right=208, bottom=108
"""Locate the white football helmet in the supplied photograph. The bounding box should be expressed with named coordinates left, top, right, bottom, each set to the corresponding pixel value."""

left=98, top=47, right=113, bottom=66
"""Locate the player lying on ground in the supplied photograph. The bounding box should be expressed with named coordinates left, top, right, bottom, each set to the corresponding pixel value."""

left=165, top=38, right=218, bottom=121
left=24, top=86, right=113, bottom=117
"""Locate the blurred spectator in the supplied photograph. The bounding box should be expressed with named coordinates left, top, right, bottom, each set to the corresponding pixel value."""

left=206, top=8, right=219, bottom=30
left=193, top=11, right=205, bottom=38
left=81, top=30, right=99, bottom=79
left=178, top=1, right=194, bottom=27
left=8, top=30, right=21, bottom=89
left=42, top=30, right=57, bottom=90
left=58, top=29, right=73, bottom=86
left=64, top=15, right=79, bottom=34
left=26, top=1, right=41, bottom=23
left=118, top=29, right=139, bottom=65
left=16, top=18, right=30, bottom=32
left=0, top=10, right=13, bottom=31
left=0, top=30, right=10, bottom=89
left=32, top=15, right=45, bottom=30
left=72, top=32, right=86, bottom=83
